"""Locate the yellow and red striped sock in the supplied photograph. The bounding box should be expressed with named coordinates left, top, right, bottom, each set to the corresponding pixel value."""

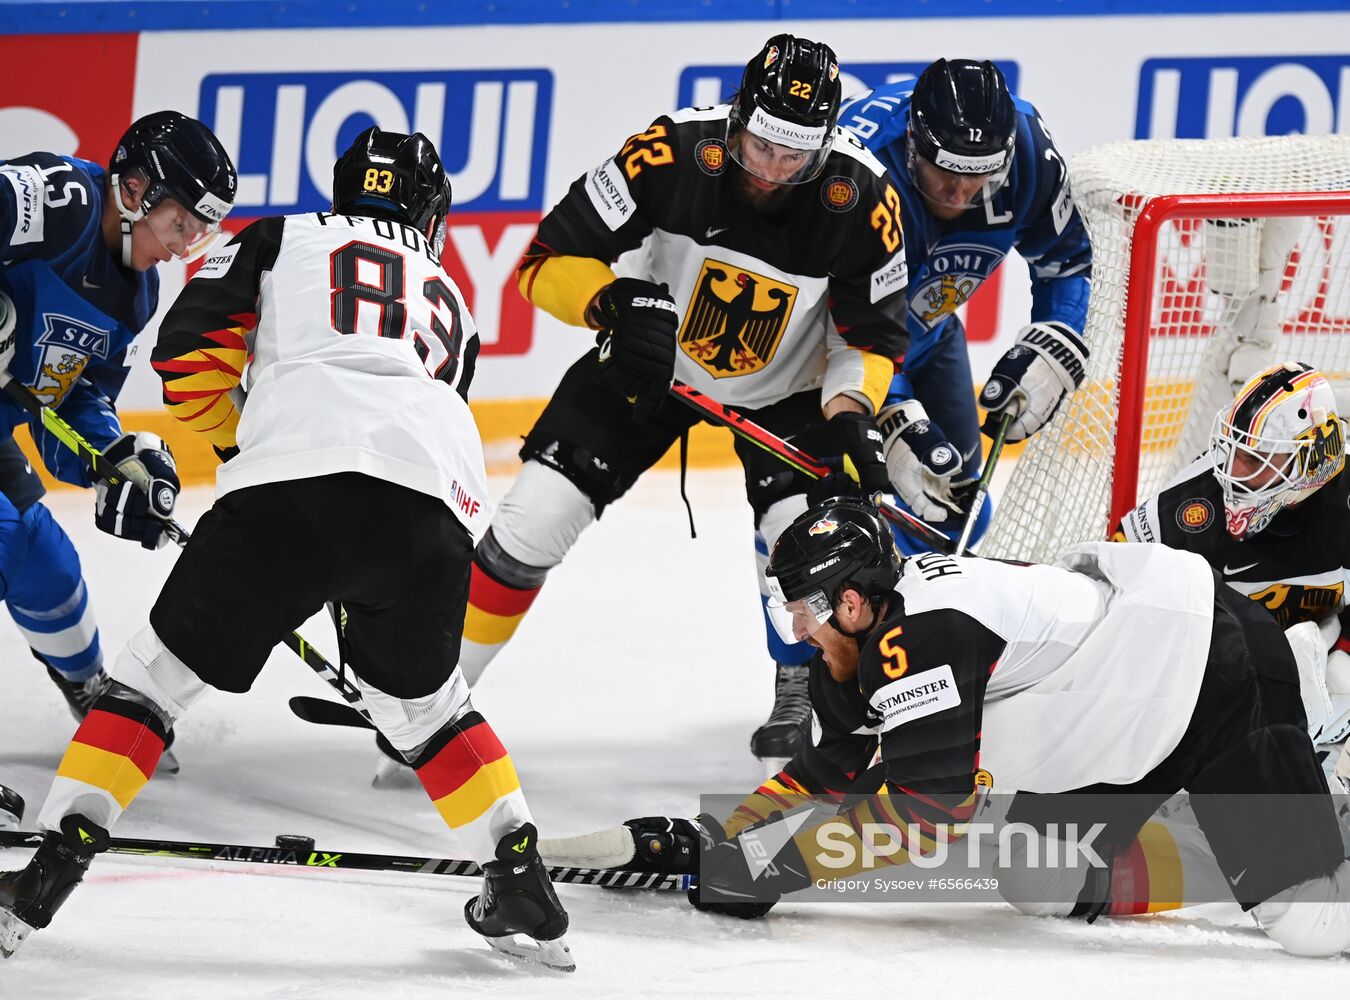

left=412, top=711, right=531, bottom=862
left=1108, top=821, right=1186, bottom=915
left=459, top=562, right=543, bottom=678
left=41, top=699, right=169, bottom=830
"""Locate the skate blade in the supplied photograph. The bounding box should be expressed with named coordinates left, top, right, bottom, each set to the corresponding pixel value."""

left=0, top=909, right=35, bottom=959
left=159, top=748, right=181, bottom=776
left=758, top=756, right=792, bottom=781
left=484, top=931, right=575, bottom=972
left=371, top=756, right=417, bottom=788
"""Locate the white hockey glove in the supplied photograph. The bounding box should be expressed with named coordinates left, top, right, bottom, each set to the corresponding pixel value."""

left=979, top=322, right=1088, bottom=442
left=94, top=432, right=179, bottom=550
left=878, top=400, right=966, bottom=523
left=0, top=290, right=17, bottom=381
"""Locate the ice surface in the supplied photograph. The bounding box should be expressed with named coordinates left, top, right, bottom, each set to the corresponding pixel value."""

left=1, top=470, right=1344, bottom=999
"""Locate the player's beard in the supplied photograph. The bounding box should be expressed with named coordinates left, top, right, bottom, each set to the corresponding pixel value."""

left=728, top=165, right=795, bottom=215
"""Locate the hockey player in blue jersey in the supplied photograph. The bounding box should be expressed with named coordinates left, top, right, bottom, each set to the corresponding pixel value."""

left=0, top=111, right=236, bottom=730
left=750, top=60, right=1093, bottom=759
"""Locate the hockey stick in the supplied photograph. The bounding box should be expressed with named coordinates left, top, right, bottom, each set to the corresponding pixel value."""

left=289, top=695, right=374, bottom=730
left=669, top=382, right=956, bottom=554
left=0, top=378, right=374, bottom=724
left=0, top=829, right=692, bottom=891
left=954, top=411, right=1013, bottom=557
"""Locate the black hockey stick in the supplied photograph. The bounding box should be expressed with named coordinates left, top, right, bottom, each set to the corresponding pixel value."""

left=290, top=695, right=374, bottom=730
left=0, top=829, right=693, bottom=891
left=669, top=382, right=957, bottom=554
left=0, top=378, right=374, bottom=723
left=954, top=411, right=1013, bottom=556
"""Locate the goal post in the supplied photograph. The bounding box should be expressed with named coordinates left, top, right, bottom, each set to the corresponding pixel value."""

left=981, top=135, right=1350, bottom=563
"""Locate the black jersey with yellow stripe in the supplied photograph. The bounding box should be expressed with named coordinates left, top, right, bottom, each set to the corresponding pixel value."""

left=1114, top=449, right=1350, bottom=629
left=518, top=105, right=910, bottom=412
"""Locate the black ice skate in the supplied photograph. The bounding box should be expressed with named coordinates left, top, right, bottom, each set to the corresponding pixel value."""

left=42, top=662, right=180, bottom=774
left=750, top=662, right=812, bottom=761
left=43, top=661, right=111, bottom=721
left=464, top=823, right=574, bottom=972
left=0, top=814, right=109, bottom=958
left=0, top=786, right=24, bottom=832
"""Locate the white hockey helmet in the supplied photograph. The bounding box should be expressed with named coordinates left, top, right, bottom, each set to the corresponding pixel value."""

left=1210, top=361, right=1345, bottom=539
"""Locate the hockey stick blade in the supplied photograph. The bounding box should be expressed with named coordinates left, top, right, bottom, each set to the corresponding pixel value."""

left=0, top=830, right=693, bottom=891
left=289, top=696, right=376, bottom=730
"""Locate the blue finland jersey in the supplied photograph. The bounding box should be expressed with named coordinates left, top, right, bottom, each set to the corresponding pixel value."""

left=0, top=152, right=159, bottom=487
left=839, top=82, right=1092, bottom=395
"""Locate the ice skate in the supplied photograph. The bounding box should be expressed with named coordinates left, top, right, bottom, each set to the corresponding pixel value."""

left=749, top=662, right=812, bottom=760
left=464, top=823, right=574, bottom=972
left=0, top=786, right=24, bottom=832
left=0, top=814, right=108, bottom=958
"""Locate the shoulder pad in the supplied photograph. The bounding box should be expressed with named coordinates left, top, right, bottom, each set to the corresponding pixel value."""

left=825, top=129, right=887, bottom=178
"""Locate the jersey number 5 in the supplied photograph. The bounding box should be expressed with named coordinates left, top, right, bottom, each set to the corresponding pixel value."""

left=329, top=240, right=464, bottom=385
left=879, top=625, right=908, bottom=679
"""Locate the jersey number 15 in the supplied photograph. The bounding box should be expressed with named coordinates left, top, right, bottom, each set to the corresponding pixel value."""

left=328, top=240, right=464, bottom=386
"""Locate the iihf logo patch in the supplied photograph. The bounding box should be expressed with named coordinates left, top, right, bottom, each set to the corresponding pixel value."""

left=1176, top=498, right=1214, bottom=533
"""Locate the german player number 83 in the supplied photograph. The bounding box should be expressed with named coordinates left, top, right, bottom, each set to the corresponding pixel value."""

left=328, top=240, right=464, bottom=386
left=363, top=168, right=395, bottom=194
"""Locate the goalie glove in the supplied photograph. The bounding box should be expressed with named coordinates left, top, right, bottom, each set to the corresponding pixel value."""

left=979, top=322, right=1088, bottom=442
left=878, top=400, right=966, bottom=522
left=94, top=432, right=179, bottom=550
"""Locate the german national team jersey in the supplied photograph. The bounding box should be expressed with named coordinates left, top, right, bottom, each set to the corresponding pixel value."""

left=839, top=83, right=1091, bottom=377
left=520, top=105, right=910, bottom=412
left=1115, top=448, right=1350, bottom=629
left=154, top=213, right=491, bottom=538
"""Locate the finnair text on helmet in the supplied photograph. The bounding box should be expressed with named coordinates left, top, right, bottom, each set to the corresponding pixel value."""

left=933, top=147, right=1007, bottom=174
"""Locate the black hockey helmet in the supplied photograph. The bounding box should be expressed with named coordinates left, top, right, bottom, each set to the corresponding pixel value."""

left=907, top=59, right=1016, bottom=209
left=727, top=34, right=842, bottom=185
left=765, top=496, right=902, bottom=641
left=333, top=127, right=452, bottom=253
left=109, top=110, right=237, bottom=265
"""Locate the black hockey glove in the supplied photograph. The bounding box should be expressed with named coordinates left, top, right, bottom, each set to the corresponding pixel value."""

left=686, top=814, right=811, bottom=920
left=827, top=410, right=891, bottom=495
left=978, top=322, right=1088, bottom=442
left=621, top=816, right=702, bottom=875
left=94, top=432, right=179, bottom=550
left=591, top=277, right=679, bottom=423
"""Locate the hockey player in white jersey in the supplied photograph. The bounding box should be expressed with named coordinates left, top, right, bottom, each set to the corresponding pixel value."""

left=676, top=498, right=1350, bottom=957
left=0, top=129, right=572, bottom=970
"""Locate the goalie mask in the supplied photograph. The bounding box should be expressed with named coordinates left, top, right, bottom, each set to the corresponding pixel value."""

left=764, top=497, right=902, bottom=643
left=110, top=111, right=237, bottom=268
left=1210, top=362, right=1345, bottom=539
left=907, top=58, right=1015, bottom=213
left=727, top=34, right=842, bottom=187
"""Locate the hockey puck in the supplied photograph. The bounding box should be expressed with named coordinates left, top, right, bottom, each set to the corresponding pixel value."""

left=275, top=834, right=316, bottom=852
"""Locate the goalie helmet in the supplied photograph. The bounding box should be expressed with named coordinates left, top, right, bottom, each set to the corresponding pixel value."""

left=109, top=111, right=237, bottom=266
left=907, top=59, right=1015, bottom=211
left=764, top=496, right=902, bottom=642
left=727, top=34, right=842, bottom=186
left=332, top=127, right=453, bottom=255
left=1210, top=361, right=1345, bottom=539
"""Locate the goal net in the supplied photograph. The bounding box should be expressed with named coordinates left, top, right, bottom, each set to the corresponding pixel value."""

left=982, top=135, right=1350, bottom=563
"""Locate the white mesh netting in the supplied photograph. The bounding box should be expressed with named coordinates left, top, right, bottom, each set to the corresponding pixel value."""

left=981, top=135, right=1350, bottom=563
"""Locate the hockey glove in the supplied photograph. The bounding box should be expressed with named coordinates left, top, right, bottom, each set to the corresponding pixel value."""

left=94, top=432, right=179, bottom=550
left=827, top=410, right=891, bottom=495
left=979, top=322, right=1088, bottom=442
left=0, top=290, right=16, bottom=378
left=878, top=400, right=966, bottom=523
left=591, top=277, right=679, bottom=423
left=687, top=819, right=812, bottom=920
left=621, top=816, right=702, bottom=875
